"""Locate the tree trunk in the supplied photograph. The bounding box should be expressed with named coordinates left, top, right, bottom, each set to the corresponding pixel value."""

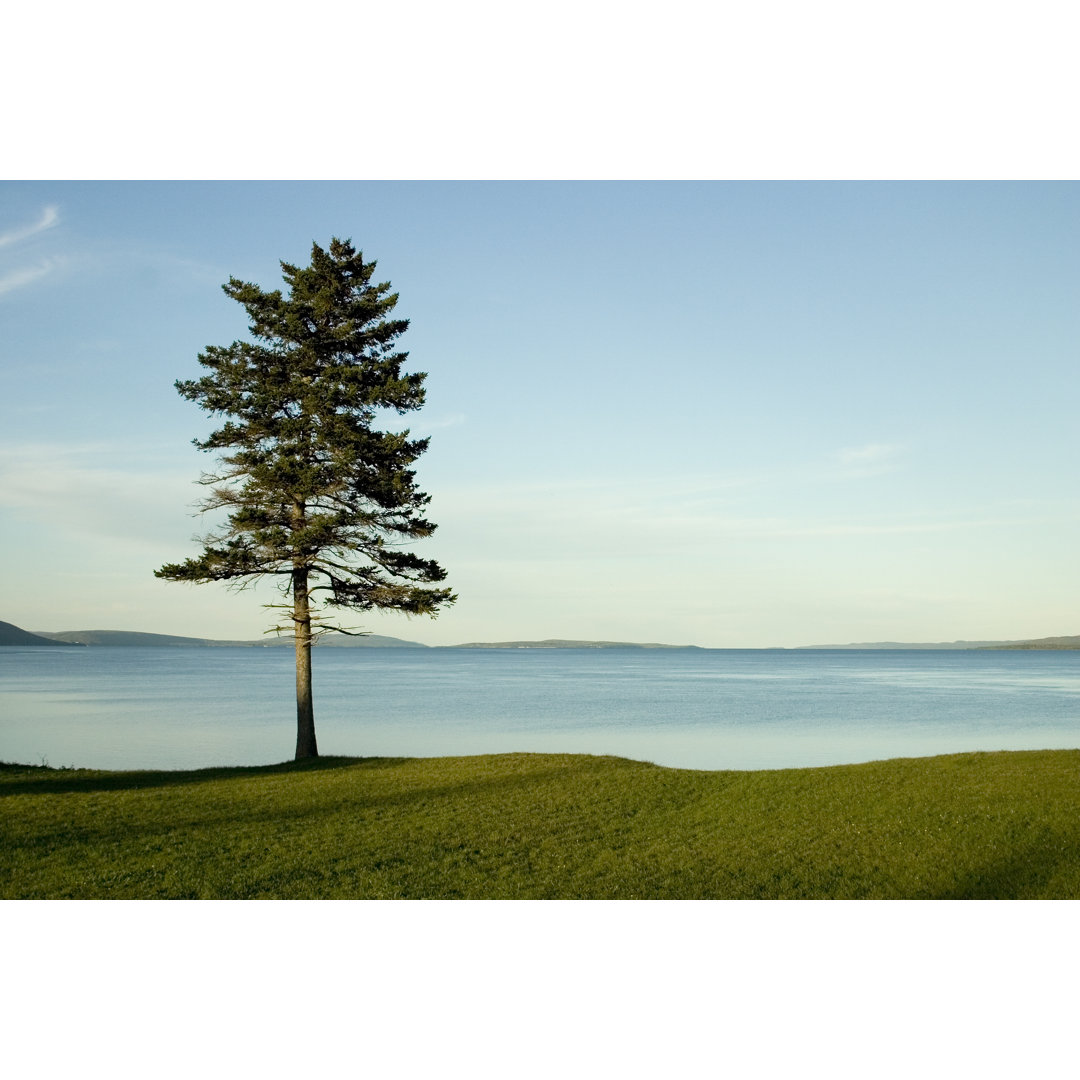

left=293, top=565, right=318, bottom=759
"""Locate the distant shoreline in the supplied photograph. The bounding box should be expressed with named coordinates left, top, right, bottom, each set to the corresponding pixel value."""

left=4, top=619, right=1080, bottom=650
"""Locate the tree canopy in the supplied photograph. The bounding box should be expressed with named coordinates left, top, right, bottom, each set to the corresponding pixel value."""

left=157, top=238, right=455, bottom=757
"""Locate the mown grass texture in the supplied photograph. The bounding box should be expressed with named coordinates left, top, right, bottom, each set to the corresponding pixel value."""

left=3, top=749, right=1080, bottom=899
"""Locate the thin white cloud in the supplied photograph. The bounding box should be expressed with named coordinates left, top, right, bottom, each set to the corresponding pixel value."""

left=0, top=206, right=63, bottom=296
left=830, top=442, right=905, bottom=480
left=836, top=442, right=902, bottom=465
left=0, top=442, right=204, bottom=548
left=0, top=260, right=55, bottom=295
left=0, top=205, right=59, bottom=248
left=124, top=248, right=230, bottom=286
left=432, top=468, right=1070, bottom=569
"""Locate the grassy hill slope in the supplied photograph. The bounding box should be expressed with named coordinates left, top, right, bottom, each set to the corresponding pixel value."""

left=4, top=749, right=1080, bottom=899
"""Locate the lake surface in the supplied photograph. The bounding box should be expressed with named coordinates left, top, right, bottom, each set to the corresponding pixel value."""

left=2, top=646, right=1079, bottom=772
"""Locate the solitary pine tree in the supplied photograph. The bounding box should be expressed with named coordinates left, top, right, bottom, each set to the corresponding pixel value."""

left=157, top=239, right=455, bottom=759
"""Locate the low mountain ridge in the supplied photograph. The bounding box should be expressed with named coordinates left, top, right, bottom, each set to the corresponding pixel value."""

left=797, top=636, right=1080, bottom=650
left=445, top=639, right=702, bottom=650
left=981, top=635, right=1080, bottom=650
left=0, top=620, right=83, bottom=647
left=10, top=620, right=1080, bottom=651
left=32, top=629, right=429, bottom=648
left=796, top=639, right=1021, bottom=650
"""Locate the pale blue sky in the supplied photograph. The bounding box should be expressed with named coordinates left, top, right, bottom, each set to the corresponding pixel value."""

left=1, top=181, right=1077, bottom=646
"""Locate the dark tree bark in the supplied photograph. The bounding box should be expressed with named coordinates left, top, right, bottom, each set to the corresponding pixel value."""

left=293, top=566, right=317, bottom=759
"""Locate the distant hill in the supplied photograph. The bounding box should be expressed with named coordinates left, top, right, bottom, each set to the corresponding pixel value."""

left=0, top=620, right=84, bottom=647
left=37, top=630, right=244, bottom=648
left=795, top=639, right=1023, bottom=650
left=981, top=635, right=1080, bottom=651
left=294, top=634, right=428, bottom=648
left=34, top=629, right=429, bottom=648
left=798, top=636, right=1080, bottom=650
left=22, top=625, right=1080, bottom=652
left=445, top=639, right=703, bottom=650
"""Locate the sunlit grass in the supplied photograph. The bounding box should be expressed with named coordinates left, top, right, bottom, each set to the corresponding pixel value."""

left=4, top=749, right=1080, bottom=898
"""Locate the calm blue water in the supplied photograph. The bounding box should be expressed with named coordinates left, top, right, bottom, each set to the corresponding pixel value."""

left=1, top=646, right=1079, bottom=772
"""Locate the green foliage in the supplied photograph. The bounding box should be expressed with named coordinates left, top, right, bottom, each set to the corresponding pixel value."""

left=5, top=749, right=1080, bottom=899
left=156, top=238, right=454, bottom=623
left=155, top=238, right=454, bottom=757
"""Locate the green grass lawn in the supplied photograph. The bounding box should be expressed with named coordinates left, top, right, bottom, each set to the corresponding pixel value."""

left=3, top=748, right=1080, bottom=898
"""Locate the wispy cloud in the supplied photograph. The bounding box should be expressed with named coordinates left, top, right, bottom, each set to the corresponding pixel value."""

left=0, top=259, right=57, bottom=295
left=0, top=205, right=59, bottom=248
left=832, top=442, right=904, bottom=479
left=0, top=205, right=63, bottom=297
left=836, top=442, right=902, bottom=466
left=432, top=465, right=1066, bottom=570
left=0, top=442, right=200, bottom=548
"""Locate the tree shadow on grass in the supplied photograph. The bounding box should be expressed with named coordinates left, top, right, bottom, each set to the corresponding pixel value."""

left=0, top=756, right=402, bottom=797
left=0, top=753, right=626, bottom=801
left=928, top=833, right=1080, bottom=899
